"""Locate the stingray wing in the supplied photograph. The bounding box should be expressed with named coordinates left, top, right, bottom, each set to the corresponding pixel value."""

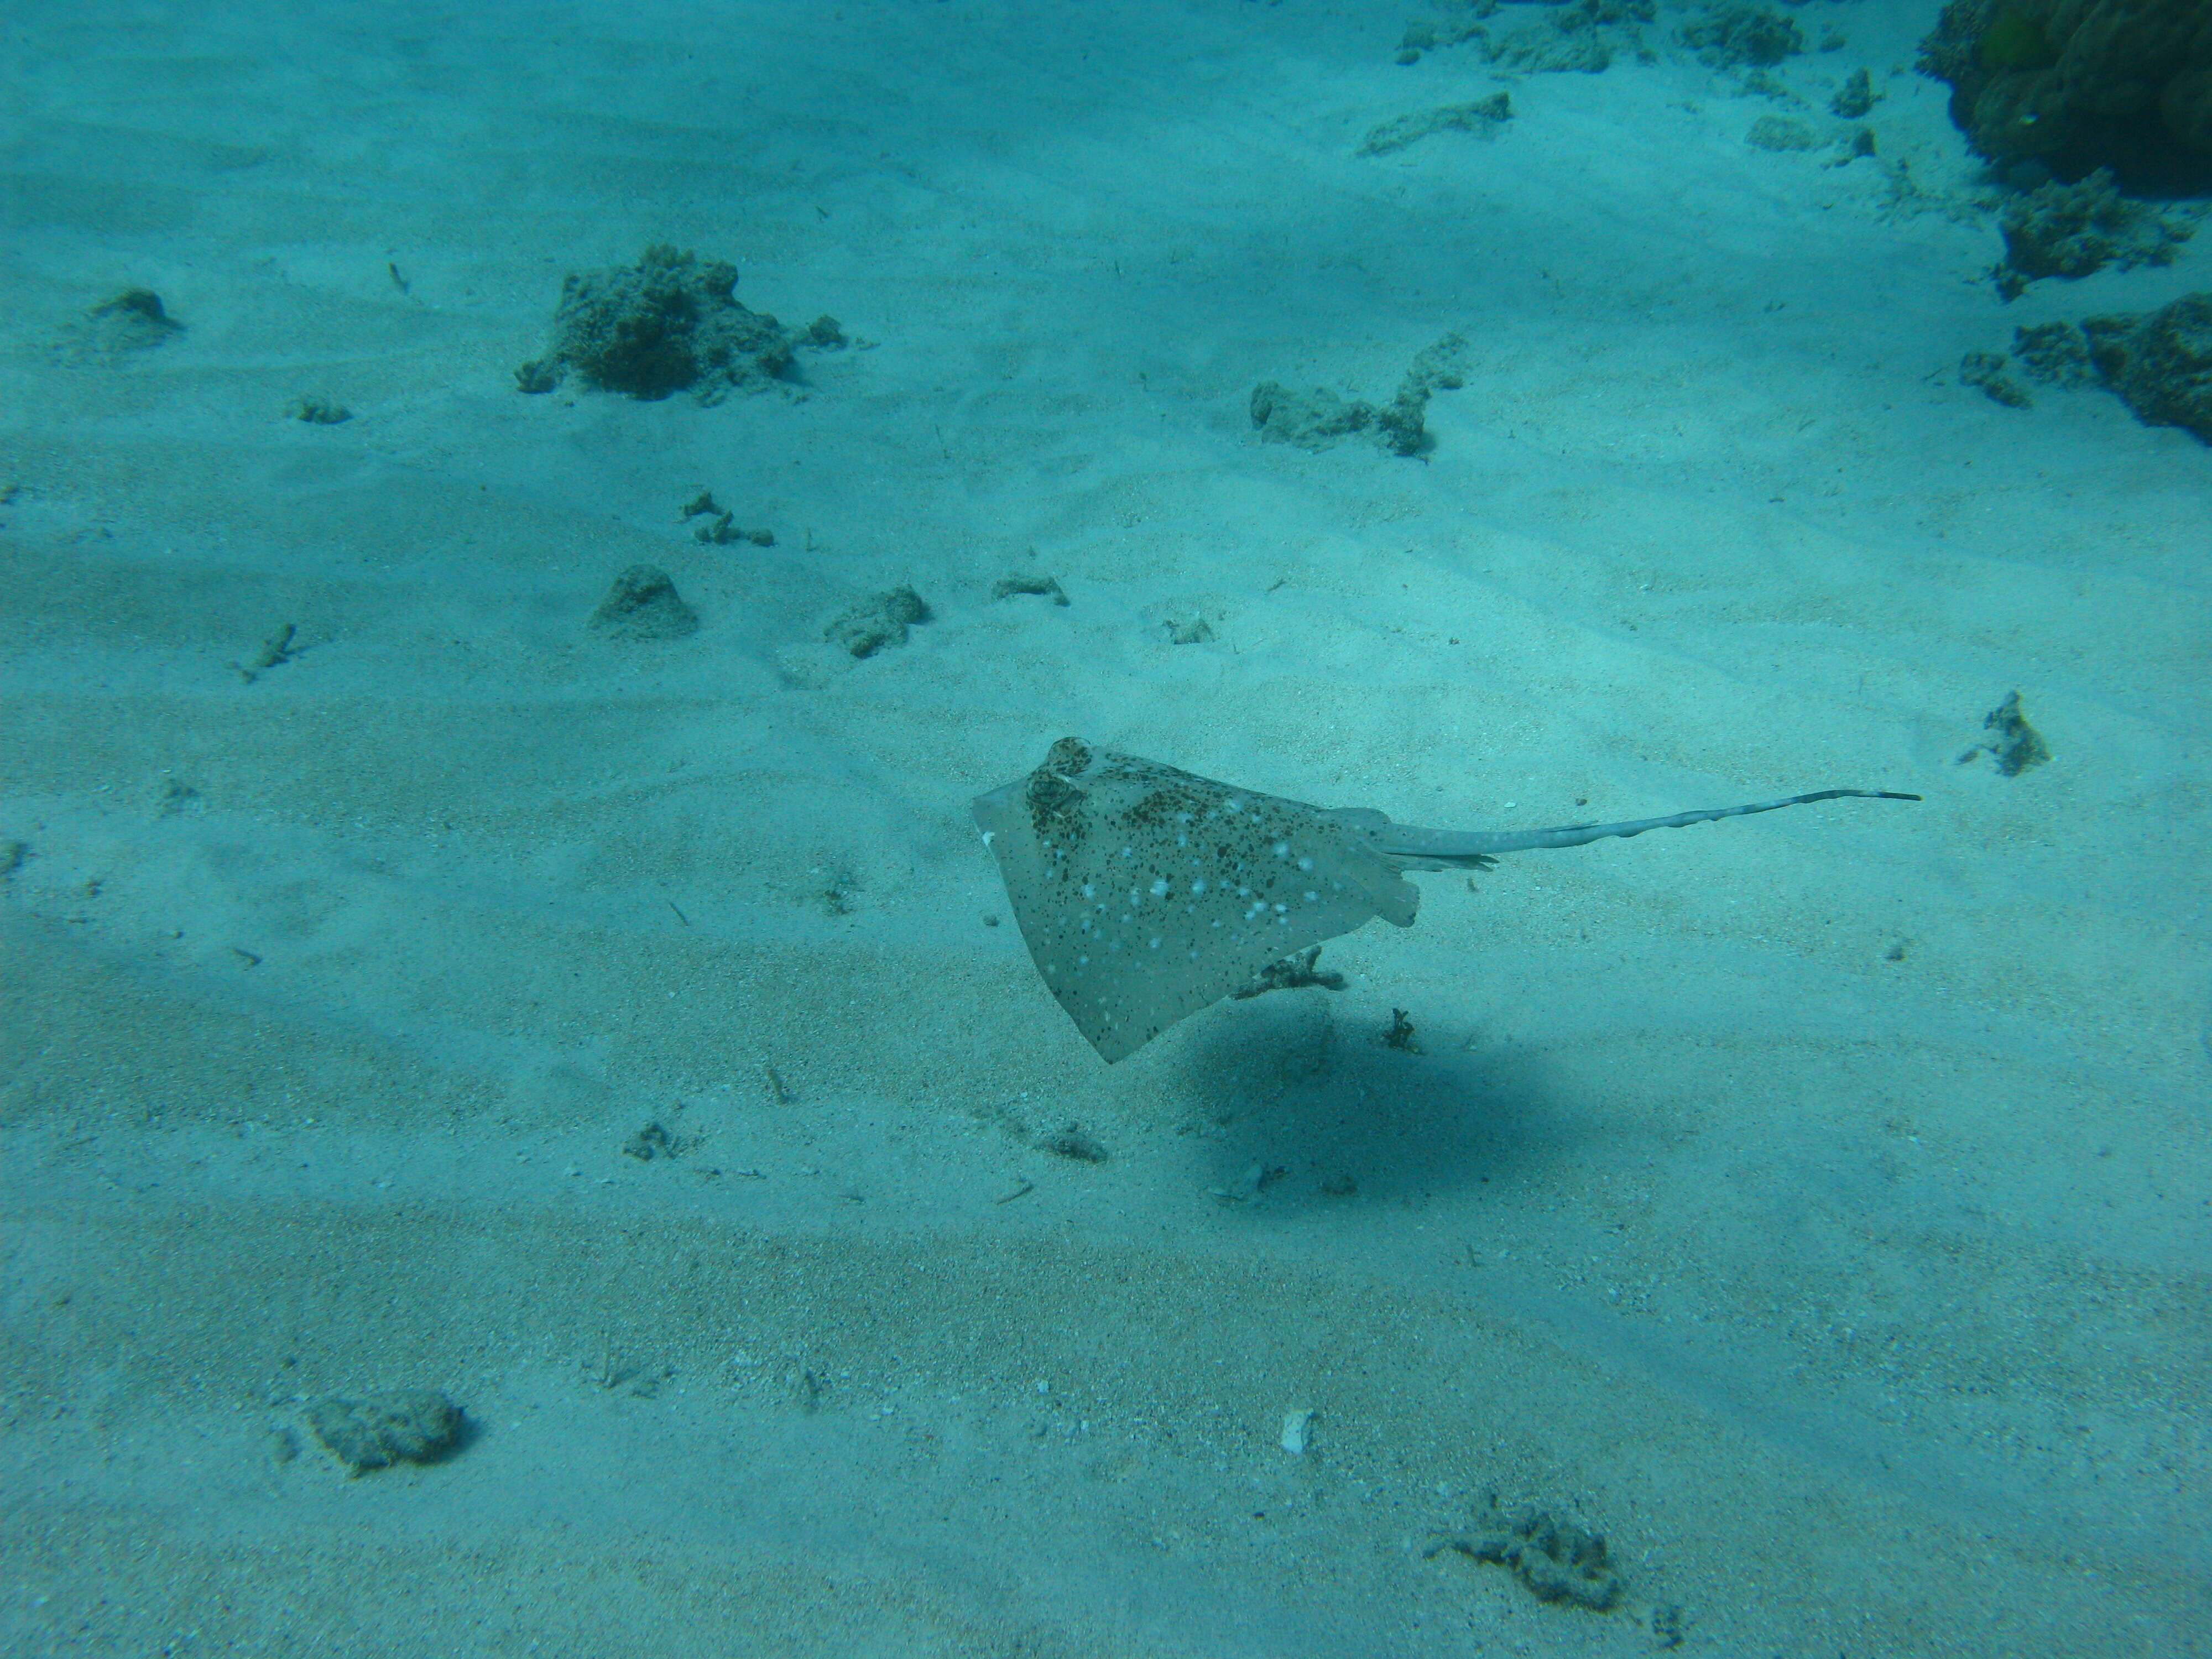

left=974, top=739, right=1413, bottom=1062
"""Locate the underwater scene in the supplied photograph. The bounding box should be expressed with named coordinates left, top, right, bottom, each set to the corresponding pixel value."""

left=2, top=0, right=2207, bottom=1653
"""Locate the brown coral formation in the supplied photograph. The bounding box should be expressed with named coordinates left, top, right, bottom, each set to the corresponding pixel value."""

left=1918, top=0, right=2212, bottom=189
left=2083, top=292, right=2212, bottom=442
left=1996, top=294, right=2212, bottom=441
left=1993, top=168, right=2195, bottom=298
left=515, top=244, right=845, bottom=403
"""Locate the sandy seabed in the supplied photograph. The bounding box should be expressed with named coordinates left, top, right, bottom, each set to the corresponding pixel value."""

left=2, top=2, right=2207, bottom=1655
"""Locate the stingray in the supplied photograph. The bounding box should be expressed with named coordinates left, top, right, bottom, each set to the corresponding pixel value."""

left=973, top=736, right=1919, bottom=1063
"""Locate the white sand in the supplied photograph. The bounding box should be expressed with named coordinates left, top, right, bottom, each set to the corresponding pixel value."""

left=3, top=0, right=2208, bottom=1653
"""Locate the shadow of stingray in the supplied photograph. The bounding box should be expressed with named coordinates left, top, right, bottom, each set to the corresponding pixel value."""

left=1167, top=994, right=1603, bottom=1211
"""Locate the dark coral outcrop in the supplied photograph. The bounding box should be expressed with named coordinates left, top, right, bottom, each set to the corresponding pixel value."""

left=1918, top=0, right=2212, bottom=190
